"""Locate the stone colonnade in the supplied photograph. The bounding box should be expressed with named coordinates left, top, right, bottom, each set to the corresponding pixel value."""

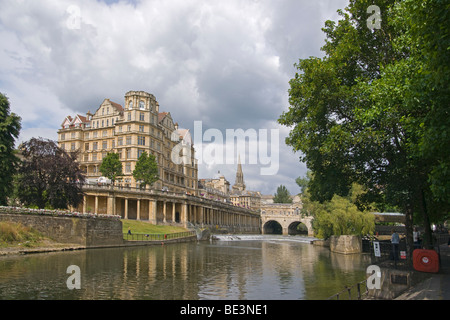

left=79, top=187, right=260, bottom=233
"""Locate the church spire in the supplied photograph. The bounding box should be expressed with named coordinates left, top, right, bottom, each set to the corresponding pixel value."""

left=233, top=155, right=245, bottom=191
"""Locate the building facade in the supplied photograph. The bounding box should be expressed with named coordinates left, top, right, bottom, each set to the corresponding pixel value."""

left=58, top=91, right=198, bottom=194
left=198, top=172, right=231, bottom=202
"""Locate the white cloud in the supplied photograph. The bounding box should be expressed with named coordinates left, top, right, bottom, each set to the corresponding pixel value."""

left=0, top=0, right=348, bottom=195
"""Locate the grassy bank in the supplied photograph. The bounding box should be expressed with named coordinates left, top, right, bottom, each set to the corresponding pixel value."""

left=121, top=219, right=188, bottom=235
left=0, top=221, right=45, bottom=248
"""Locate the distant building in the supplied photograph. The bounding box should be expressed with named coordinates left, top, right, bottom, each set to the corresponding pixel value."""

left=57, top=90, right=198, bottom=194
left=229, top=157, right=261, bottom=210
left=198, top=171, right=231, bottom=202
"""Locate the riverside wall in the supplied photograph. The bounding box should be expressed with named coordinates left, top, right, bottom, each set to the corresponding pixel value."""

left=0, top=212, right=124, bottom=248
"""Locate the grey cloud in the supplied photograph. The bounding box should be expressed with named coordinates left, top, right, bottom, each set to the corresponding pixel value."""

left=1, top=0, right=348, bottom=195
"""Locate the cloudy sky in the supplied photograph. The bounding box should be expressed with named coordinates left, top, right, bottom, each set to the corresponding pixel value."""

left=0, top=0, right=349, bottom=196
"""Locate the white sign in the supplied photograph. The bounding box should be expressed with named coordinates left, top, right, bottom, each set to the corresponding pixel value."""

left=373, top=241, right=381, bottom=257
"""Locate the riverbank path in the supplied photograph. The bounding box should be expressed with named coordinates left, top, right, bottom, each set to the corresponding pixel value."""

left=395, top=244, right=450, bottom=300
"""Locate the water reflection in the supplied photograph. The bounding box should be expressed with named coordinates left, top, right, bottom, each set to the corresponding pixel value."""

left=0, top=238, right=371, bottom=300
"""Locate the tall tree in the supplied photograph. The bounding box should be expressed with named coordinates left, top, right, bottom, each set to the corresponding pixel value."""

left=273, top=185, right=293, bottom=203
left=0, top=93, right=21, bottom=205
left=99, top=152, right=123, bottom=186
left=16, top=138, right=85, bottom=209
left=278, top=0, right=449, bottom=262
left=132, top=152, right=159, bottom=189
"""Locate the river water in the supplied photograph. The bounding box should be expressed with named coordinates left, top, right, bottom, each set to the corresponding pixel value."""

left=0, top=235, right=371, bottom=300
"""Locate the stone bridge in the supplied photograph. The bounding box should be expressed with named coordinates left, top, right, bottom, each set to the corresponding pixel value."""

left=260, top=203, right=314, bottom=236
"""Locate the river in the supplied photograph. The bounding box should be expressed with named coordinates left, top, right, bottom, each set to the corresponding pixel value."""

left=0, top=235, right=371, bottom=300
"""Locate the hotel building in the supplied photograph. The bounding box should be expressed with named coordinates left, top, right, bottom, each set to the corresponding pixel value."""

left=58, top=90, right=198, bottom=194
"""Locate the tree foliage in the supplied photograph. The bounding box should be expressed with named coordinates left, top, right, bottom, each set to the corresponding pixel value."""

left=279, top=0, right=449, bottom=257
left=0, top=93, right=21, bottom=205
left=132, top=152, right=159, bottom=189
left=99, top=152, right=123, bottom=184
left=16, top=138, right=85, bottom=209
left=273, top=185, right=293, bottom=203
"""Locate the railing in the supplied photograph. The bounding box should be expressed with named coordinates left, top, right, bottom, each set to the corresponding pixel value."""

left=327, top=279, right=369, bottom=300
left=123, top=231, right=196, bottom=241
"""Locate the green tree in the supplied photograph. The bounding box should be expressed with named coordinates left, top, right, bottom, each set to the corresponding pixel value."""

left=16, top=138, right=85, bottom=209
left=132, top=152, right=159, bottom=189
left=278, top=0, right=449, bottom=261
left=0, top=93, right=21, bottom=205
left=295, top=170, right=312, bottom=194
left=304, top=183, right=375, bottom=239
left=273, top=185, right=293, bottom=203
left=99, top=152, right=123, bottom=185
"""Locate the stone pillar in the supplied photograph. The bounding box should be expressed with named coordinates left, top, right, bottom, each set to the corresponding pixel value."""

left=172, top=202, right=176, bottom=223
left=124, top=198, right=128, bottom=220
left=107, top=194, right=115, bottom=216
left=149, top=200, right=156, bottom=224
left=83, top=195, right=87, bottom=213
left=182, top=203, right=188, bottom=228
left=137, top=199, right=141, bottom=220
left=94, top=196, right=98, bottom=214
left=163, top=201, right=167, bottom=223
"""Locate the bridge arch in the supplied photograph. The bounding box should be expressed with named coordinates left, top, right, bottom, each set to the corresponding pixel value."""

left=287, top=221, right=309, bottom=235
left=262, top=220, right=283, bottom=235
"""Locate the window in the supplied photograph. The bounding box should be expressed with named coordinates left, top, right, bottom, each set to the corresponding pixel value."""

left=93, top=142, right=98, bottom=150
left=129, top=101, right=133, bottom=109
left=125, top=163, right=131, bottom=173
left=126, top=136, right=132, bottom=145
left=138, top=149, right=144, bottom=158
left=102, top=141, right=107, bottom=149
left=139, top=112, right=145, bottom=121
left=84, top=143, right=89, bottom=151
left=118, top=137, right=123, bottom=146
left=139, top=125, right=144, bottom=132
left=61, top=133, right=65, bottom=140
left=139, top=101, right=145, bottom=110
left=138, top=136, right=145, bottom=146
left=102, top=130, right=107, bottom=137
left=128, top=113, right=131, bottom=121
left=93, top=153, right=97, bottom=161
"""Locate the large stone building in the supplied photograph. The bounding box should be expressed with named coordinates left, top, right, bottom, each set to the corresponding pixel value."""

left=58, top=91, right=198, bottom=194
